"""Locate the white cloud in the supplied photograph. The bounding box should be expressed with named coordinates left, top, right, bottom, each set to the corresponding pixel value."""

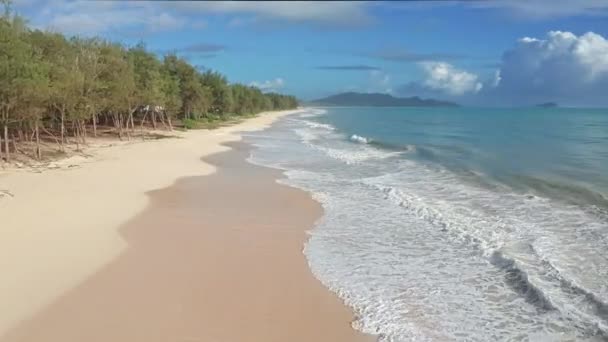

left=470, top=0, right=608, bottom=19
left=492, top=70, right=502, bottom=87
left=16, top=0, right=371, bottom=36
left=399, top=31, right=608, bottom=105
left=147, top=13, right=187, bottom=33
left=42, top=1, right=141, bottom=35
left=46, top=12, right=127, bottom=35
left=368, top=70, right=393, bottom=94
left=249, top=78, right=285, bottom=92
left=420, top=62, right=482, bottom=95
left=17, top=1, right=194, bottom=36
left=493, top=30, right=608, bottom=105
left=191, top=21, right=208, bottom=30
left=168, top=1, right=372, bottom=28
left=227, top=17, right=256, bottom=28
left=373, top=1, right=608, bottom=19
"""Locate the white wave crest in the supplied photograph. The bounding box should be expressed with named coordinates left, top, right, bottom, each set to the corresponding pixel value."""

left=245, top=110, right=608, bottom=341
left=300, top=108, right=328, bottom=118
left=294, top=128, right=319, bottom=143
left=302, top=120, right=335, bottom=131
left=294, top=128, right=395, bottom=164
left=350, top=134, right=372, bottom=144
left=314, top=146, right=395, bottom=164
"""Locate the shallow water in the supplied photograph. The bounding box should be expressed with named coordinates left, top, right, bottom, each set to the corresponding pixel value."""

left=245, top=107, right=608, bottom=341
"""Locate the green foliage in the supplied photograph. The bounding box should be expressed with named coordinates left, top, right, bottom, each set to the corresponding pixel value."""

left=0, top=10, right=299, bottom=159
left=181, top=118, right=198, bottom=130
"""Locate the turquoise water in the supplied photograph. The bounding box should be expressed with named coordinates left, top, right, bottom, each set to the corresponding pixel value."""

left=246, top=107, right=608, bottom=341
left=319, top=107, right=608, bottom=208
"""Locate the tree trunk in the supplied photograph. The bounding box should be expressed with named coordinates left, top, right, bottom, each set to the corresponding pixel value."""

left=129, top=112, right=135, bottom=135
left=60, top=110, right=65, bottom=151
left=35, top=120, right=41, bottom=160
left=124, top=114, right=131, bottom=141
left=140, top=111, right=149, bottom=130
left=74, top=121, right=80, bottom=151
left=159, top=111, right=167, bottom=129
left=167, top=113, right=173, bottom=131
left=92, top=114, right=97, bottom=137
left=117, top=114, right=124, bottom=140
left=151, top=111, right=157, bottom=129
left=140, top=111, right=149, bottom=141
left=11, top=134, right=17, bottom=156
left=80, top=120, right=86, bottom=144
left=3, top=124, right=9, bottom=162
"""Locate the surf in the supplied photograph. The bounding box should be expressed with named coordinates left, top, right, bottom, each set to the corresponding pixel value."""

left=245, top=107, right=608, bottom=341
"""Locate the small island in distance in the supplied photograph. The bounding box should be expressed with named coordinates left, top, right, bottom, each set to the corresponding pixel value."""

left=536, top=102, right=559, bottom=108
left=308, top=92, right=459, bottom=107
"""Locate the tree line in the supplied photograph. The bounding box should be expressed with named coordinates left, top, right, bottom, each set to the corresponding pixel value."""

left=0, top=4, right=298, bottom=161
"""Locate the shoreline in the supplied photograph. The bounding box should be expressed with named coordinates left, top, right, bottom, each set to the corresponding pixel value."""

left=0, top=108, right=372, bottom=341
left=0, top=110, right=290, bottom=335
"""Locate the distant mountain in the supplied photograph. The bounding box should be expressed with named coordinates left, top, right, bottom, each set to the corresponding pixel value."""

left=309, top=92, right=459, bottom=107
left=536, top=102, right=558, bottom=108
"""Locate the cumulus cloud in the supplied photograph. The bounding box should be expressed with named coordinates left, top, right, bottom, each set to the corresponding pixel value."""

left=419, top=62, right=482, bottom=95
left=491, top=30, right=608, bottom=105
left=249, top=78, right=285, bottom=92
left=396, top=62, right=482, bottom=102
left=398, top=30, right=608, bottom=105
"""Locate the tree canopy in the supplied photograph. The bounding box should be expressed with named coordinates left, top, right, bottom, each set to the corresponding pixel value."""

left=0, top=7, right=298, bottom=161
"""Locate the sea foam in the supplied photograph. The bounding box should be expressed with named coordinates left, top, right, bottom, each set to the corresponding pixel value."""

left=244, top=108, right=608, bottom=341
left=350, top=134, right=372, bottom=144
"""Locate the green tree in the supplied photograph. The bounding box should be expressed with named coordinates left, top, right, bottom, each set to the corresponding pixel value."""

left=72, top=37, right=103, bottom=137
left=200, top=70, right=232, bottom=116
left=97, top=42, right=136, bottom=139
left=0, top=14, right=42, bottom=160
left=0, top=6, right=298, bottom=161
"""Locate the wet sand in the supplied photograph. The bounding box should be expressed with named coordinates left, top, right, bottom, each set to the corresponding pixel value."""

left=1, top=142, right=372, bottom=342
left=0, top=110, right=298, bottom=333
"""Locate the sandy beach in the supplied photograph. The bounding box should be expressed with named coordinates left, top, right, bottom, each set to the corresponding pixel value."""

left=0, top=110, right=371, bottom=342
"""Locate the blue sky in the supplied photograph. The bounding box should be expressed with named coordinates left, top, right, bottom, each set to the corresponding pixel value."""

left=13, top=0, right=608, bottom=106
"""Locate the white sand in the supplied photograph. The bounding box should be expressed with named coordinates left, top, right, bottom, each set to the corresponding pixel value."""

left=0, top=109, right=299, bottom=336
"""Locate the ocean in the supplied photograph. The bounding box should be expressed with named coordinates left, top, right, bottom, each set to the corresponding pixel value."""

left=244, top=107, right=608, bottom=341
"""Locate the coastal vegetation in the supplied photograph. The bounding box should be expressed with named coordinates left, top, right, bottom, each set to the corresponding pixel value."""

left=0, top=2, right=297, bottom=162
